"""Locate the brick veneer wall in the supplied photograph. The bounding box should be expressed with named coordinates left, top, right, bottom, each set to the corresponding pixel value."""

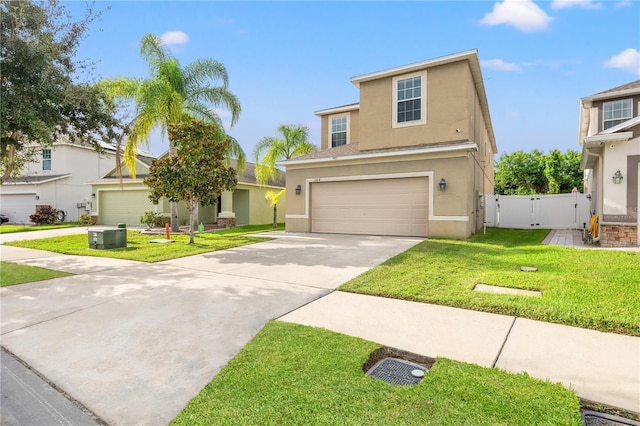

left=216, top=217, right=236, bottom=228
left=600, top=224, right=638, bottom=248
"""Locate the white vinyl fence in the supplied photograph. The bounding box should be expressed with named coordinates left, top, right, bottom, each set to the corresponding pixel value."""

left=485, top=193, right=592, bottom=230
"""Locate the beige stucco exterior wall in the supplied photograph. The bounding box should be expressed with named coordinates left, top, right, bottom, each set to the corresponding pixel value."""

left=358, top=61, right=473, bottom=151
left=285, top=152, right=476, bottom=238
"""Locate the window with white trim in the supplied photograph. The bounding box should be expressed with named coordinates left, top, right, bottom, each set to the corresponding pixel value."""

left=42, top=149, right=51, bottom=171
left=603, top=99, right=632, bottom=130
left=330, top=115, right=347, bottom=147
left=392, top=71, right=426, bottom=128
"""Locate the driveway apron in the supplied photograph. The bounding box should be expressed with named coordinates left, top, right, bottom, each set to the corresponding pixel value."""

left=0, top=232, right=421, bottom=425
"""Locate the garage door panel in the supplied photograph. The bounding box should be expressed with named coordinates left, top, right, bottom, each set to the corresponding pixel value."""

left=311, top=178, right=428, bottom=237
left=99, top=190, right=156, bottom=226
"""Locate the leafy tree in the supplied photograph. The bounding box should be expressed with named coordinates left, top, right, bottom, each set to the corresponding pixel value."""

left=101, top=33, right=243, bottom=231
left=253, top=124, right=317, bottom=184
left=494, top=149, right=583, bottom=195
left=144, top=120, right=237, bottom=244
left=253, top=124, right=317, bottom=223
left=265, top=189, right=285, bottom=229
left=0, top=0, right=120, bottom=182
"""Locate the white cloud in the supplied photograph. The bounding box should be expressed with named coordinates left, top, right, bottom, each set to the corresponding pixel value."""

left=480, top=0, right=552, bottom=32
left=481, top=59, right=522, bottom=72
left=604, top=48, right=640, bottom=75
left=551, top=0, right=603, bottom=9
left=160, top=31, right=189, bottom=46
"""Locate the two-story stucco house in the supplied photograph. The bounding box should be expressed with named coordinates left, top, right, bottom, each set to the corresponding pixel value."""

left=281, top=49, right=497, bottom=238
left=1, top=142, right=116, bottom=223
left=579, top=80, right=640, bottom=247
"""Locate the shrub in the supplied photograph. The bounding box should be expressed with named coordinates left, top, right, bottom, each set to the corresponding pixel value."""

left=30, top=205, right=58, bottom=225
left=79, top=213, right=95, bottom=225
left=140, top=211, right=166, bottom=229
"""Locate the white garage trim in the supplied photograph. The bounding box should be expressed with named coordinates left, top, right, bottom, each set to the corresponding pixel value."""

left=286, top=171, right=468, bottom=222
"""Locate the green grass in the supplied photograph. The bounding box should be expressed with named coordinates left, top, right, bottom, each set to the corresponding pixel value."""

left=173, top=321, right=582, bottom=425
left=340, top=228, right=640, bottom=336
left=0, top=223, right=79, bottom=234
left=1, top=262, right=73, bottom=286
left=5, top=224, right=282, bottom=263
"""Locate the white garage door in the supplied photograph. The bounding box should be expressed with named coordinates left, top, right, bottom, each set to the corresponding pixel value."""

left=0, top=194, right=37, bottom=224
left=99, top=190, right=156, bottom=226
left=311, top=178, right=428, bottom=237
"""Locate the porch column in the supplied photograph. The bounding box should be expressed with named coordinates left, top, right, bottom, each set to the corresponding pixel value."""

left=217, top=190, right=236, bottom=228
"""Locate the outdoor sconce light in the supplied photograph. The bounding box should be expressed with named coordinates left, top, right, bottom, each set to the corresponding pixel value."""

left=295, top=185, right=302, bottom=195
left=612, top=170, right=623, bottom=184
left=439, top=178, right=446, bottom=191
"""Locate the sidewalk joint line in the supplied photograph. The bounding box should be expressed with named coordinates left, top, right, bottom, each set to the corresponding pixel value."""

left=1, top=299, right=114, bottom=336
left=492, top=316, right=517, bottom=368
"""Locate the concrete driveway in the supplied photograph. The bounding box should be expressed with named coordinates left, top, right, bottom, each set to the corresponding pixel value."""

left=0, top=232, right=421, bottom=425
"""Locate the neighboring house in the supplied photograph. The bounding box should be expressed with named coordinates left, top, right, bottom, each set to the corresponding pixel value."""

left=0, top=142, right=116, bottom=224
left=281, top=49, right=497, bottom=238
left=89, top=157, right=286, bottom=227
left=579, top=80, right=640, bottom=247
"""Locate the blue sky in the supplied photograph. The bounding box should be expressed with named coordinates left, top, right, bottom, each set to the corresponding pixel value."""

left=68, top=0, right=640, bottom=160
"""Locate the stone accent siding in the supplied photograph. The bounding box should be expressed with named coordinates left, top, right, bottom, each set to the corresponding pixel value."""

left=600, top=224, right=638, bottom=248
left=216, top=217, right=236, bottom=228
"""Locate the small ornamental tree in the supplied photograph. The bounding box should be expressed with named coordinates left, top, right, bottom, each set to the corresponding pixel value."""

left=144, top=120, right=237, bottom=244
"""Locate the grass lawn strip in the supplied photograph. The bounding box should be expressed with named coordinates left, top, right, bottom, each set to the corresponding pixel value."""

left=173, top=321, right=582, bottom=425
left=5, top=224, right=282, bottom=263
left=1, top=262, right=73, bottom=286
left=340, top=228, right=640, bottom=336
left=0, top=223, right=78, bottom=234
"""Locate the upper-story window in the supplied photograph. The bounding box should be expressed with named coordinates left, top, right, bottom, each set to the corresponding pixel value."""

left=603, top=99, right=633, bottom=130
left=392, top=71, right=427, bottom=128
left=330, top=115, right=348, bottom=147
left=42, top=149, right=51, bottom=171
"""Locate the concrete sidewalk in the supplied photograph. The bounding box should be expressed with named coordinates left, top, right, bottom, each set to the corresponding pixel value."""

left=279, top=291, right=640, bottom=413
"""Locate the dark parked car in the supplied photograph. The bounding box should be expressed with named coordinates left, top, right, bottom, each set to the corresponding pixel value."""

left=0, top=214, right=9, bottom=224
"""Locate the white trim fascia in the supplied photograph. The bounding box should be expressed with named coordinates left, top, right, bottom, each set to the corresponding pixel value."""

left=279, top=142, right=478, bottom=167
left=285, top=171, right=469, bottom=222
left=351, top=49, right=477, bottom=87
left=2, top=174, right=71, bottom=185
left=315, top=104, right=360, bottom=116
left=584, top=132, right=633, bottom=145
left=582, top=87, right=640, bottom=102
left=600, top=116, right=640, bottom=134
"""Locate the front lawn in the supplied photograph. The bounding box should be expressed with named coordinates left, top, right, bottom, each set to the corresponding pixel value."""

left=1, top=262, right=73, bottom=286
left=5, top=224, right=282, bottom=263
left=0, top=223, right=79, bottom=234
left=173, top=321, right=581, bottom=425
left=340, top=228, right=640, bottom=336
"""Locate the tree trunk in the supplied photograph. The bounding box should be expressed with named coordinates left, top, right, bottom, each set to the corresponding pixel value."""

left=188, top=200, right=195, bottom=244
left=272, top=204, right=277, bottom=228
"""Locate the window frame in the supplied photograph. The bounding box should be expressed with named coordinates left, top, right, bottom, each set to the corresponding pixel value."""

left=329, top=113, right=349, bottom=148
left=392, top=70, right=427, bottom=128
left=602, top=98, right=633, bottom=130
left=42, top=149, right=52, bottom=171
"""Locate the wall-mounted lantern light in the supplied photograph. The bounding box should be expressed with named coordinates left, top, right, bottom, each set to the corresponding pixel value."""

left=439, top=178, right=446, bottom=191
left=612, top=170, right=623, bottom=184
left=295, top=185, right=302, bottom=195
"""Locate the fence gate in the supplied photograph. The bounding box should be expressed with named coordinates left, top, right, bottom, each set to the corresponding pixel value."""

left=488, top=193, right=592, bottom=230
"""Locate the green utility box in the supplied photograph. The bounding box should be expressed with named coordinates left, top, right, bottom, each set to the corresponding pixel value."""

left=88, top=228, right=127, bottom=249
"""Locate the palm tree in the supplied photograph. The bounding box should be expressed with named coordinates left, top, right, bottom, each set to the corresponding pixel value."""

left=254, top=124, right=317, bottom=224
left=101, top=33, right=243, bottom=231
left=253, top=124, right=317, bottom=184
